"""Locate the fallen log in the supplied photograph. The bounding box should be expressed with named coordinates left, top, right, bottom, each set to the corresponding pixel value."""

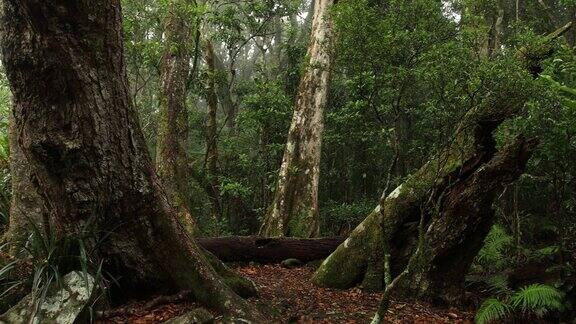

left=196, top=236, right=346, bottom=263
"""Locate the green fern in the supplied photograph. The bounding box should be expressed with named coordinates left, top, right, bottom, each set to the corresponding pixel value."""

left=475, top=298, right=509, bottom=324
left=510, top=284, right=564, bottom=317
left=475, top=224, right=513, bottom=272
left=476, top=283, right=566, bottom=323
left=528, top=246, right=559, bottom=262
left=486, top=274, right=511, bottom=296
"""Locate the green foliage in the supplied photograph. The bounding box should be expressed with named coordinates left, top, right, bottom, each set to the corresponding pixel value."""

left=220, top=177, right=251, bottom=200
left=217, top=78, right=292, bottom=229
left=475, top=298, right=509, bottom=324
left=510, top=284, right=564, bottom=316
left=319, top=199, right=374, bottom=236
left=474, top=224, right=513, bottom=272
left=485, top=274, right=512, bottom=296
left=1, top=220, right=107, bottom=314
left=476, top=284, right=565, bottom=323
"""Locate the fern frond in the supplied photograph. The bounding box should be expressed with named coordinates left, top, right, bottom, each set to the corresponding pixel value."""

left=510, top=284, right=564, bottom=316
left=528, top=246, right=559, bottom=262
left=475, top=224, right=513, bottom=271
left=475, top=298, right=509, bottom=324
left=486, top=274, right=511, bottom=296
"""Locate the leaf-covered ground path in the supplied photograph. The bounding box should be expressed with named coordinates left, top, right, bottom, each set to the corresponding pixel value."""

left=99, top=264, right=474, bottom=323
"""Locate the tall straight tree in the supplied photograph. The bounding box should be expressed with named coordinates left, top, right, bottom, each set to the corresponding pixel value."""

left=260, top=0, right=336, bottom=238
left=203, top=40, right=223, bottom=222
left=156, top=0, right=197, bottom=234
left=0, top=1, right=263, bottom=320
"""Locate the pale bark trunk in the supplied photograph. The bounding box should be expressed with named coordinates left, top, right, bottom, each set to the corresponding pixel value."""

left=260, top=0, right=335, bottom=238
left=155, top=0, right=197, bottom=235
left=0, top=1, right=263, bottom=319
left=492, top=1, right=504, bottom=56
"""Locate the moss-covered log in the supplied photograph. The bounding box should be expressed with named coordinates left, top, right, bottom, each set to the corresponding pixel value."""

left=197, top=236, right=345, bottom=263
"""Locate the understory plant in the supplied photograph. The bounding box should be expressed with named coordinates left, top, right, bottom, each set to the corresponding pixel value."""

left=473, top=224, right=572, bottom=323
left=0, top=219, right=107, bottom=319
left=475, top=283, right=565, bottom=324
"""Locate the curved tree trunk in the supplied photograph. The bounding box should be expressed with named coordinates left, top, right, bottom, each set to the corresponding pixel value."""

left=314, top=24, right=571, bottom=304
left=313, top=107, right=537, bottom=295
left=155, top=0, right=197, bottom=235
left=0, top=1, right=263, bottom=320
left=260, top=0, right=335, bottom=238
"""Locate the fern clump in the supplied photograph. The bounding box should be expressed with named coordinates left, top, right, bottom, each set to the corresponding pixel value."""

left=510, top=284, right=564, bottom=316
left=475, top=283, right=565, bottom=324
left=474, top=224, right=513, bottom=273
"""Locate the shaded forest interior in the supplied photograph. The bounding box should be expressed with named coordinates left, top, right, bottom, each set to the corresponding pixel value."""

left=0, top=0, right=576, bottom=323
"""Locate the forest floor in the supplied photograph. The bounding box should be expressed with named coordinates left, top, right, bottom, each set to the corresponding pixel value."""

left=98, top=264, right=475, bottom=323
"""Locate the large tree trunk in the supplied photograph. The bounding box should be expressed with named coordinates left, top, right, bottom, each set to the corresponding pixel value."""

left=260, top=0, right=335, bottom=238
left=0, top=1, right=263, bottom=320
left=314, top=24, right=571, bottom=304
left=197, top=236, right=345, bottom=263
left=155, top=0, right=197, bottom=235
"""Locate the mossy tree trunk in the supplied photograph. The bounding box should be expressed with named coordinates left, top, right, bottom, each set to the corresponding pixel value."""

left=314, top=25, right=571, bottom=306
left=203, top=40, right=223, bottom=222
left=260, top=0, right=335, bottom=238
left=0, top=1, right=263, bottom=320
left=155, top=0, right=197, bottom=235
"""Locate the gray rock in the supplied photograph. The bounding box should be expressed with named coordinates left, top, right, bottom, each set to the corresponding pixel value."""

left=280, top=258, right=303, bottom=269
left=0, top=271, right=95, bottom=324
left=163, top=308, right=214, bottom=324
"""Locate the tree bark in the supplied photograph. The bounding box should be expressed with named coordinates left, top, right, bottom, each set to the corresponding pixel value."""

left=203, top=40, right=223, bottom=222
left=197, top=236, right=345, bottom=263
left=314, top=25, right=570, bottom=304
left=2, top=114, right=43, bottom=253
left=155, top=0, right=197, bottom=235
left=260, top=0, right=335, bottom=238
left=0, top=1, right=263, bottom=320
